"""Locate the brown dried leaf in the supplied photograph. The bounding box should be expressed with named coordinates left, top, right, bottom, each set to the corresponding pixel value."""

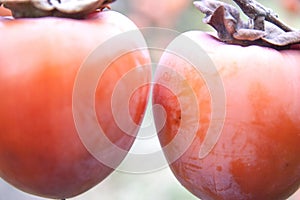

left=234, top=28, right=265, bottom=41
left=194, top=0, right=239, bottom=23
left=209, top=6, right=235, bottom=42
left=0, top=0, right=116, bottom=18
left=263, top=31, right=300, bottom=46
left=194, top=1, right=243, bottom=43
left=194, top=0, right=300, bottom=49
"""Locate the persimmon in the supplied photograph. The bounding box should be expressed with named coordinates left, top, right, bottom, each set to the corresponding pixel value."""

left=0, top=0, right=151, bottom=199
left=153, top=0, right=300, bottom=199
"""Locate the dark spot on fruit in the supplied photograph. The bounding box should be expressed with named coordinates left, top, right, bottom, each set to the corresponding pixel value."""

left=285, top=162, right=289, bottom=168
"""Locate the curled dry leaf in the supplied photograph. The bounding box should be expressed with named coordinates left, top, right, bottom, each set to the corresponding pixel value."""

left=194, top=0, right=300, bottom=49
left=0, top=0, right=116, bottom=18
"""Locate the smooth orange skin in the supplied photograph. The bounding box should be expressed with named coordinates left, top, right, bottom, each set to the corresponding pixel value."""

left=0, top=11, right=151, bottom=199
left=153, top=32, right=300, bottom=200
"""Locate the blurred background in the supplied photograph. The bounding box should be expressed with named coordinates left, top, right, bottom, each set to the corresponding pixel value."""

left=1, top=0, right=300, bottom=200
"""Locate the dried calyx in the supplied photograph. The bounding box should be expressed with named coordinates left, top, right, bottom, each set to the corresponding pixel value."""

left=194, top=0, right=300, bottom=49
left=0, top=0, right=116, bottom=19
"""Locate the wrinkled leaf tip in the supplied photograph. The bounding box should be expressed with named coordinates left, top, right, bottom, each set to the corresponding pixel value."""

left=193, top=0, right=215, bottom=12
left=193, top=1, right=201, bottom=8
left=193, top=1, right=205, bottom=13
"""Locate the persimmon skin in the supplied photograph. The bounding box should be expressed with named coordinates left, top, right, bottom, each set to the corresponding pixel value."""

left=0, top=6, right=11, bottom=16
left=0, top=11, right=151, bottom=199
left=153, top=32, right=300, bottom=200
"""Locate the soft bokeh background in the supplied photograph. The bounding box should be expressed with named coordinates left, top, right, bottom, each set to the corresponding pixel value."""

left=1, top=0, right=300, bottom=200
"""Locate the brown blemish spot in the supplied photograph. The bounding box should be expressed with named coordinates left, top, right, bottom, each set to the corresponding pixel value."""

left=216, top=166, right=222, bottom=172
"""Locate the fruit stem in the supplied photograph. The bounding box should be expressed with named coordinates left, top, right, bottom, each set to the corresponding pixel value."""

left=194, top=0, right=300, bottom=48
left=232, top=0, right=294, bottom=32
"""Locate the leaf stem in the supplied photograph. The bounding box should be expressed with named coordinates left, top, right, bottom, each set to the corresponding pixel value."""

left=232, top=0, right=294, bottom=32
